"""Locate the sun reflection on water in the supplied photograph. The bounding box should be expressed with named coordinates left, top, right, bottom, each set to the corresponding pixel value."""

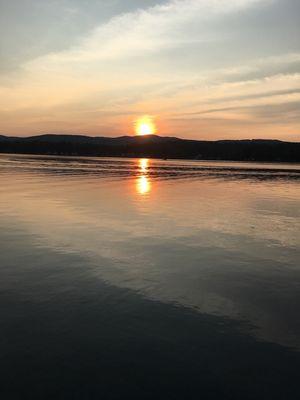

left=140, top=158, right=149, bottom=173
left=136, top=159, right=151, bottom=195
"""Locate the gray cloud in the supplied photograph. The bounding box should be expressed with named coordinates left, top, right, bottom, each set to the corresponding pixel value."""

left=176, top=100, right=300, bottom=123
left=0, top=0, right=162, bottom=71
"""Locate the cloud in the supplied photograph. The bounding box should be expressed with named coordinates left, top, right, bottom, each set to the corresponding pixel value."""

left=25, top=0, right=268, bottom=68
left=0, top=0, right=299, bottom=140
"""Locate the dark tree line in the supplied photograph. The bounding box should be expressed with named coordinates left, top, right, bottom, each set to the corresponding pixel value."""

left=0, top=134, right=299, bottom=162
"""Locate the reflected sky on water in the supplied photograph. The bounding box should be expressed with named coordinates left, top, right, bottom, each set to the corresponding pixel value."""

left=0, top=154, right=300, bottom=399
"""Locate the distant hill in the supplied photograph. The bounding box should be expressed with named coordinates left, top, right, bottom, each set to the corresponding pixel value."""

left=0, top=134, right=299, bottom=162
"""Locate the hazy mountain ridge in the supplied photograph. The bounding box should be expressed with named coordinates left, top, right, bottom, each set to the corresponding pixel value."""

left=0, top=134, right=299, bottom=162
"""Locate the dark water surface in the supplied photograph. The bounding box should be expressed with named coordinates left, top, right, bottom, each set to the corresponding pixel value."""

left=0, top=154, right=299, bottom=399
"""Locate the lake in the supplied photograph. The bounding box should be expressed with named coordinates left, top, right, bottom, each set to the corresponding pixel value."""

left=0, top=154, right=299, bottom=399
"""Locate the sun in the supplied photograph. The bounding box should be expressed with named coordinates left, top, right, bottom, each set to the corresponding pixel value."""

left=135, top=116, right=156, bottom=136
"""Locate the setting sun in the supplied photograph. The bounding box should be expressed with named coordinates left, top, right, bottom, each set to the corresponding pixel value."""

left=135, top=116, right=156, bottom=136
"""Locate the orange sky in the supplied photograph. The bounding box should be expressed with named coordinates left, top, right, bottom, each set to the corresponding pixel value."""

left=0, top=0, right=299, bottom=141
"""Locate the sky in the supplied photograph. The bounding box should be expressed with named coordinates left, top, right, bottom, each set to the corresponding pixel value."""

left=0, top=0, right=299, bottom=140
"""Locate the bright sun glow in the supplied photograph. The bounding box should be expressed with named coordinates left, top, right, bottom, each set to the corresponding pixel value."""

left=135, top=116, right=156, bottom=136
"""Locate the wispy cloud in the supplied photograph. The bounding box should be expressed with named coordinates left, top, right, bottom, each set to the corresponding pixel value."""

left=24, top=0, right=269, bottom=70
left=0, top=0, right=299, bottom=140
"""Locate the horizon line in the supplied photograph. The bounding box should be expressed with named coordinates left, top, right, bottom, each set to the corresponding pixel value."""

left=1, top=133, right=300, bottom=144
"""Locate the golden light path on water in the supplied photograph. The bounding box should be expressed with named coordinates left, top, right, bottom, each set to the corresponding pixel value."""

left=136, top=158, right=151, bottom=195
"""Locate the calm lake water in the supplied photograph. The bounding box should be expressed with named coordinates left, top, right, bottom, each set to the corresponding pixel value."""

left=0, top=153, right=299, bottom=399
